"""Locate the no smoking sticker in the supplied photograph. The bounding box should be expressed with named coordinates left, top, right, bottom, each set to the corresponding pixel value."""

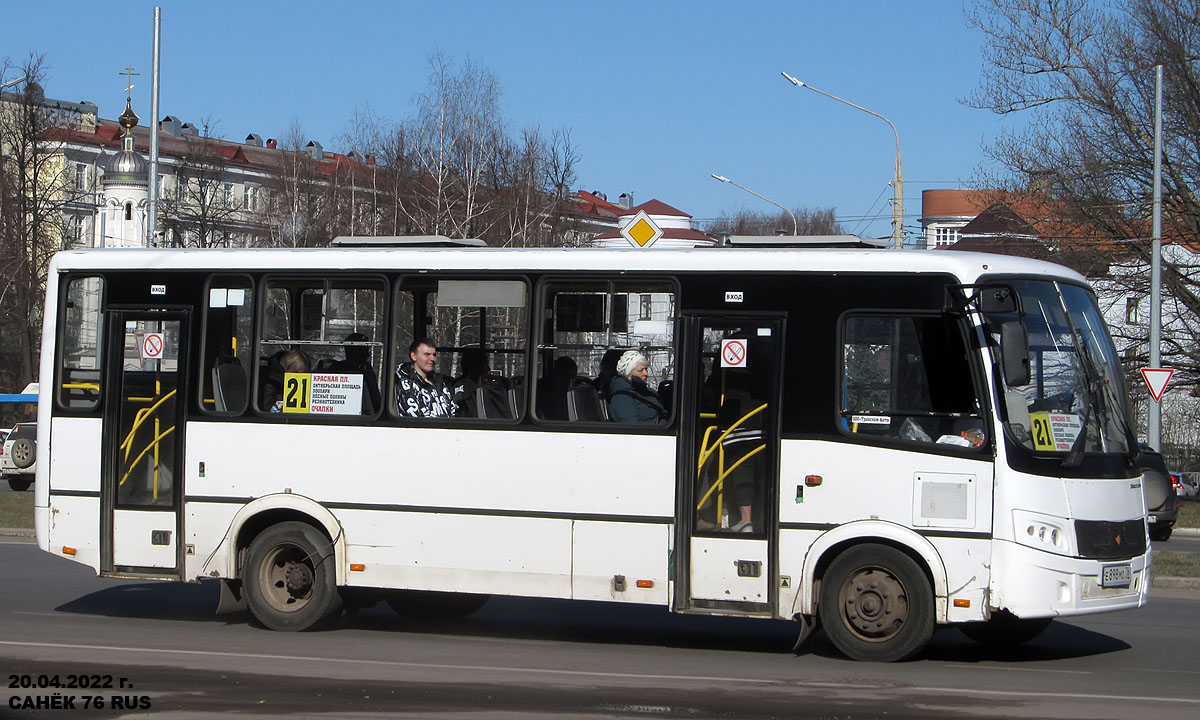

left=141, top=332, right=164, bottom=360
left=720, top=338, right=748, bottom=368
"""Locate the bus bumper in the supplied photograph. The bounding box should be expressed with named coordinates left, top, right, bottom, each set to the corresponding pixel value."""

left=988, top=539, right=1149, bottom=619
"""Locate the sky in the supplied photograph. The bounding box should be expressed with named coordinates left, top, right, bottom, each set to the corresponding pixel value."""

left=6, top=0, right=1014, bottom=240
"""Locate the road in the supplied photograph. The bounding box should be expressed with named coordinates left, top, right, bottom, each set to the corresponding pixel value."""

left=1, top=538, right=1199, bottom=719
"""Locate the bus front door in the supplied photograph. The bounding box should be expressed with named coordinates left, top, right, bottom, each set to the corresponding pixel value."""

left=676, top=316, right=783, bottom=615
left=100, top=311, right=188, bottom=577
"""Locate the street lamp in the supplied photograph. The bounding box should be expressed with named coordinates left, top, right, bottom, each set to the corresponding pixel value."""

left=710, top=173, right=798, bottom=236
left=0, top=76, right=28, bottom=91
left=781, top=71, right=904, bottom=249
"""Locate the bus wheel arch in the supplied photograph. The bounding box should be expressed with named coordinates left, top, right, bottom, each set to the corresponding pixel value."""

left=793, top=523, right=947, bottom=618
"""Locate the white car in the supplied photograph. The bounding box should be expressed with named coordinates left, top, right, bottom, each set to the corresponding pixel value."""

left=1, top=423, right=36, bottom=491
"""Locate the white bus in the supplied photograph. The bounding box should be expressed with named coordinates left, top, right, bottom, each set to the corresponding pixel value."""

left=33, top=240, right=1149, bottom=662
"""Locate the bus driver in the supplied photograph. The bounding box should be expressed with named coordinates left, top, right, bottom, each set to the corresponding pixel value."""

left=395, top=338, right=456, bottom=418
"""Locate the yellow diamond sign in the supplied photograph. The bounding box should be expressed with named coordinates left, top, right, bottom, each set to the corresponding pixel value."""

left=620, top=210, right=663, bottom=248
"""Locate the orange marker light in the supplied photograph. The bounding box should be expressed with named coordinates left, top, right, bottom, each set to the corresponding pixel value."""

left=805, top=475, right=823, bottom=487
left=62, top=547, right=77, bottom=556
left=636, top=579, right=654, bottom=588
left=349, top=563, right=365, bottom=572
left=953, top=598, right=971, bottom=608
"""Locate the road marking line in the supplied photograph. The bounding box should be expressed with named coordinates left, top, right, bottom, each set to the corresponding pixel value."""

left=1, top=640, right=1198, bottom=705
left=944, top=663, right=1090, bottom=675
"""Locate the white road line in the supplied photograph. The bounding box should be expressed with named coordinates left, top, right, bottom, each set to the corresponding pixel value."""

left=1, top=639, right=1198, bottom=705
left=944, top=663, right=1091, bottom=675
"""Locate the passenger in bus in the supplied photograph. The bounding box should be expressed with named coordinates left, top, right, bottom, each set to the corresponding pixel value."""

left=452, top=348, right=489, bottom=418
left=607, top=350, right=667, bottom=424
left=268, top=349, right=311, bottom=413
left=328, top=332, right=381, bottom=416
left=395, top=338, right=456, bottom=418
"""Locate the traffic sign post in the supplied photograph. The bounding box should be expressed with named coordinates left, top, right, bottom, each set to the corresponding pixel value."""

left=1141, top=368, right=1173, bottom=403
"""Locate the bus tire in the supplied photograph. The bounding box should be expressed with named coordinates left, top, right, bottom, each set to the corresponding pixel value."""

left=386, top=590, right=490, bottom=620
left=960, top=610, right=1052, bottom=647
left=243, top=521, right=342, bottom=631
left=7, top=475, right=32, bottom=492
left=818, top=544, right=934, bottom=662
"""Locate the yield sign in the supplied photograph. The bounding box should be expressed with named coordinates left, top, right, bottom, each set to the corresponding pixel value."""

left=1141, top=368, right=1174, bottom=402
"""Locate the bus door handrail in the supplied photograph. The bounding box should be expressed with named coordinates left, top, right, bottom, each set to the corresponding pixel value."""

left=694, top=403, right=767, bottom=512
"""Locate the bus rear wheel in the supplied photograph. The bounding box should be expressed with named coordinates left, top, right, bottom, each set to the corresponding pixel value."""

left=386, top=590, right=490, bottom=620
left=819, top=544, right=934, bottom=662
left=243, top=522, right=342, bottom=631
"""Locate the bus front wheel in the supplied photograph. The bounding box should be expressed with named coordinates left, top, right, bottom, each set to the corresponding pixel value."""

left=819, top=544, right=935, bottom=662
left=243, top=522, right=342, bottom=631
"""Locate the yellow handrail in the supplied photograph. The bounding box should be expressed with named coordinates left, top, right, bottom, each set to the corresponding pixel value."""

left=696, top=403, right=766, bottom=474
left=118, top=388, right=177, bottom=457
left=695, top=443, right=766, bottom=510
left=118, top=425, right=176, bottom=488
left=62, top=382, right=101, bottom=391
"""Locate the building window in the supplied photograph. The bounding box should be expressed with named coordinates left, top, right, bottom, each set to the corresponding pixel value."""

left=639, top=294, right=653, bottom=321
left=125, top=203, right=132, bottom=221
left=1126, top=297, right=1139, bottom=325
left=224, top=183, right=234, bottom=207
left=75, top=163, right=87, bottom=190
left=243, top=185, right=252, bottom=209
left=933, top=226, right=961, bottom=247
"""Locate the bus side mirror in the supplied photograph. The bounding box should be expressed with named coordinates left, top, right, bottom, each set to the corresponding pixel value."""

left=1000, top=321, right=1030, bottom=387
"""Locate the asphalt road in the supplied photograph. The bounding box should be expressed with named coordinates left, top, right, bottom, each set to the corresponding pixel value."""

left=1, top=537, right=1199, bottom=719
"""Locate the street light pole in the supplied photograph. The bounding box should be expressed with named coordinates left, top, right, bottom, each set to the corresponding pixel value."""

left=1149, top=64, right=1163, bottom=449
left=0, top=76, right=28, bottom=91
left=710, top=174, right=797, bottom=235
left=781, top=71, right=904, bottom=249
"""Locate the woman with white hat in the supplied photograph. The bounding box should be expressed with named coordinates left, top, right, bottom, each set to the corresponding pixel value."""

left=607, top=350, right=667, bottom=424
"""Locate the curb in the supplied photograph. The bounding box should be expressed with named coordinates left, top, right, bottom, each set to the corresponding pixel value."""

left=1151, top=575, right=1200, bottom=590
left=1173, top=527, right=1200, bottom=536
left=0, top=527, right=34, bottom=538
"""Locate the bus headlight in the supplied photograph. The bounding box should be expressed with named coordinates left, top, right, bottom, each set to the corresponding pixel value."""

left=1012, top=510, right=1074, bottom=556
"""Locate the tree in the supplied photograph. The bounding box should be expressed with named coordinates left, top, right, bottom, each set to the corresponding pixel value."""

left=157, top=121, right=247, bottom=248
left=0, top=55, right=86, bottom=390
left=704, top=207, right=844, bottom=237
left=967, top=0, right=1200, bottom=434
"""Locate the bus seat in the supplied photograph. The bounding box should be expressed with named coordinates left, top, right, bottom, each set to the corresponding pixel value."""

left=567, top=382, right=607, bottom=422
left=212, top=362, right=248, bottom=413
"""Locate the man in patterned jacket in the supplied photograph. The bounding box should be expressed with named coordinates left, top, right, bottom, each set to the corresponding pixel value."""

left=395, top=338, right=456, bottom=418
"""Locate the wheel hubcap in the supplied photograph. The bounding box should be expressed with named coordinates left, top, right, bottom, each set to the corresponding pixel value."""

left=838, top=566, right=909, bottom=641
left=259, top=544, right=315, bottom=612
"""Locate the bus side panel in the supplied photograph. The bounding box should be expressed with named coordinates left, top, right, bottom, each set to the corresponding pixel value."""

left=778, top=439, right=994, bottom=622
left=183, top=501, right=240, bottom=580
left=571, top=521, right=670, bottom=604
left=343, top=511, right=573, bottom=598
left=45, top=496, right=101, bottom=571
left=44, top=416, right=104, bottom=569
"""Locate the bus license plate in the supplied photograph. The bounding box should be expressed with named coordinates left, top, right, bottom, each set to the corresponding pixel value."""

left=1101, top=564, right=1131, bottom=588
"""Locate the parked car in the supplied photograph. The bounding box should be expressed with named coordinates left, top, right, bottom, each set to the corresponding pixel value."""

left=1, top=423, right=36, bottom=491
left=1138, top=445, right=1178, bottom=541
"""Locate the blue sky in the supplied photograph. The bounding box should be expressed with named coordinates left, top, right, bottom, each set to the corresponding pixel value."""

left=7, top=0, right=1011, bottom=239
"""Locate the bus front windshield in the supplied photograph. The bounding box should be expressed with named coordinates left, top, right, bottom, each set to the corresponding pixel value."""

left=988, top=280, right=1135, bottom=463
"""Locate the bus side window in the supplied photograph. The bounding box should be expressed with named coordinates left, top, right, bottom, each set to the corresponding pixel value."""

left=392, top=278, right=528, bottom=421
left=257, top=276, right=386, bottom=417
left=201, top=276, right=254, bottom=415
left=840, top=313, right=984, bottom=448
left=536, top=280, right=675, bottom=426
left=57, top=276, right=105, bottom=411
